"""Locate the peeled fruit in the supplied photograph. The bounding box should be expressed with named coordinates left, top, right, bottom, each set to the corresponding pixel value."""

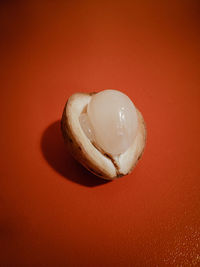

left=80, top=90, right=138, bottom=156
left=61, top=90, right=146, bottom=180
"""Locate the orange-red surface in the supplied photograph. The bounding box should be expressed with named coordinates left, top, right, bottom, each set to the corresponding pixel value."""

left=1, top=1, right=200, bottom=266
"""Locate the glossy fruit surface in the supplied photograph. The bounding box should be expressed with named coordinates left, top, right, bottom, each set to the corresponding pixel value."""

left=81, top=90, right=138, bottom=155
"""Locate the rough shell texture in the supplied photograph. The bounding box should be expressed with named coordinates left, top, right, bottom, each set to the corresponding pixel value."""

left=61, top=92, right=146, bottom=180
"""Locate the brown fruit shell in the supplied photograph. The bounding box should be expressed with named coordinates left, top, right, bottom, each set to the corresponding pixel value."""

left=61, top=92, right=146, bottom=180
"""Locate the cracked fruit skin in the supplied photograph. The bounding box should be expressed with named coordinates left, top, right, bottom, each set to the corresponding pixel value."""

left=61, top=90, right=146, bottom=180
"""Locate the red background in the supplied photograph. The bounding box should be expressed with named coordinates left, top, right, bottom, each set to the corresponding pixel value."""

left=1, top=1, right=200, bottom=266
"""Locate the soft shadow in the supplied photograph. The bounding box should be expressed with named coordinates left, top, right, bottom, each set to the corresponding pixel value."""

left=41, top=120, right=109, bottom=187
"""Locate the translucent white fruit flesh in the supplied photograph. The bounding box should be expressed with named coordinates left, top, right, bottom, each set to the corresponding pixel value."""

left=79, top=113, right=95, bottom=142
left=80, top=90, right=138, bottom=156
